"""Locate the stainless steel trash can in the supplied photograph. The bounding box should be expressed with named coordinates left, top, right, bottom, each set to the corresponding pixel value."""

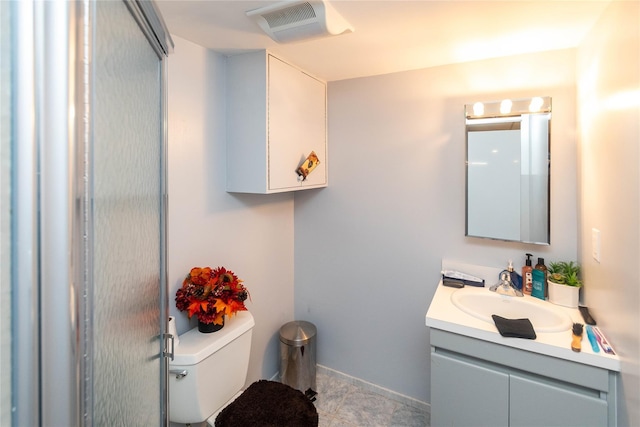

left=279, top=320, right=317, bottom=400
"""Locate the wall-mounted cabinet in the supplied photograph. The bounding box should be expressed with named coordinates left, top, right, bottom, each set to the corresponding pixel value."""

left=226, top=50, right=327, bottom=193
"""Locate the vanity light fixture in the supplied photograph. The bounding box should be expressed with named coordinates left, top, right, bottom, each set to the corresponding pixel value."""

left=465, top=96, right=551, bottom=120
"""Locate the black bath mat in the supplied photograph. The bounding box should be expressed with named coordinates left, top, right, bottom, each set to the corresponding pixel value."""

left=215, top=380, right=318, bottom=427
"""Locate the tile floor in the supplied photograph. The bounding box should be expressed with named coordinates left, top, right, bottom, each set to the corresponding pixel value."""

left=314, top=372, right=430, bottom=427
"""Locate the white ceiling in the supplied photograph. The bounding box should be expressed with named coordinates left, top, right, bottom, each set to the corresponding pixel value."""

left=155, top=0, right=610, bottom=82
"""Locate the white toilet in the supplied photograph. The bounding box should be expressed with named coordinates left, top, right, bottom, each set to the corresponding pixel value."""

left=169, top=311, right=255, bottom=426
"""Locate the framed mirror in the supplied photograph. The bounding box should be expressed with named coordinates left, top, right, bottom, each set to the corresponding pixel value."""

left=465, top=97, right=551, bottom=245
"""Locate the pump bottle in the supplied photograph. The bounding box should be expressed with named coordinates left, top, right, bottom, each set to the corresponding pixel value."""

left=522, top=253, right=533, bottom=295
left=504, top=260, right=522, bottom=290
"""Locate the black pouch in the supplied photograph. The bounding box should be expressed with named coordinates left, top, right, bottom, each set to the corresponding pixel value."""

left=491, top=315, right=537, bottom=339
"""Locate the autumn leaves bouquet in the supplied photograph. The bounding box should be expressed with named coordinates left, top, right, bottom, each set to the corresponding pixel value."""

left=175, top=267, right=250, bottom=326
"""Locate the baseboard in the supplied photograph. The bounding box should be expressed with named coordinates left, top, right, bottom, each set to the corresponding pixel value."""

left=316, top=365, right=430, bottom=413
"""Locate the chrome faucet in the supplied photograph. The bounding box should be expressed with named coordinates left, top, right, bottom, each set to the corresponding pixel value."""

left=490, top=271, right=524, bottom=297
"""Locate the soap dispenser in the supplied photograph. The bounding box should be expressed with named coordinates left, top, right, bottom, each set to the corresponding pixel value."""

left=522, top=253, right=533, bottom=295
left=509, top=260, right=522, bottom=290
left=501, top=260, right=522, bottom=291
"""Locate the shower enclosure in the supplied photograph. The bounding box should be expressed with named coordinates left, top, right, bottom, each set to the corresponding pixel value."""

left=2, top=1, right=172, bottom=425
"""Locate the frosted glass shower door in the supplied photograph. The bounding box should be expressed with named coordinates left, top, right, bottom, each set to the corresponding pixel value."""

left=92, top=1, right=163, bottom=424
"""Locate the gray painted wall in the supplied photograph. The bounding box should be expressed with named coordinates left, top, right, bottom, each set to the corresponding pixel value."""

left=167, top=36, right=295, bottom=385
left=294, top=49, right=580, bottom=403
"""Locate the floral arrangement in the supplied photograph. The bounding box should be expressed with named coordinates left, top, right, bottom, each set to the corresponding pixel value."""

left=175, top=266, right=250, bottom=325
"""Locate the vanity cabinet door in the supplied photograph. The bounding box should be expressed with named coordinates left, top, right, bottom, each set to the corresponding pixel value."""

left=431, top=352, right=509, bottom=427
left=510, top=374, right=608, bottom=427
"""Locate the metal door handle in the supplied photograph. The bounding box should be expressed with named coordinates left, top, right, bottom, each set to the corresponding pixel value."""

left=162, top=333, right=175, bottom=360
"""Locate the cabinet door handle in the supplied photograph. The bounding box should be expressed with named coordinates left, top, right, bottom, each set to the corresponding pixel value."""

left=296, top=151, right=320, bottom=181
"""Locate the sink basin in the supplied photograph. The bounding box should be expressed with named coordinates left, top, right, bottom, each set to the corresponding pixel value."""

left=451, top=288, right=572, bottom=333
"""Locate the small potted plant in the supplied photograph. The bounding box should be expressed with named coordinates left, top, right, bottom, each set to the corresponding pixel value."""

left=175, top=266, right=250, bottom=333
left=547, top=261, right=582, bottom=308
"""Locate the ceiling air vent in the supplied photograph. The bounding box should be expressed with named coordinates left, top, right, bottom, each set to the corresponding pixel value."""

left=246, top=0, right=354, bottom=43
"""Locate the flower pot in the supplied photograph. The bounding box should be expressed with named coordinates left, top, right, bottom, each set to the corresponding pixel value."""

left=198, top=318, right=224, bottom=333
left=548, top=280, right=580, bottom=308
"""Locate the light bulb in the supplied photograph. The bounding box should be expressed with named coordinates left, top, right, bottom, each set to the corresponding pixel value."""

left=500, top=99, right=512, bottom=114
left=473, top=102, right=484, bottom=116
left=529, top=97, right=544, bottom=112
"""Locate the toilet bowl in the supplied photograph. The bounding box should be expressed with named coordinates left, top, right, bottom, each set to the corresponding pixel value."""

left=169, top=311, right=254, bottom=425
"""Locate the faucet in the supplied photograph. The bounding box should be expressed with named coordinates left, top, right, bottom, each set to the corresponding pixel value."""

left=490, top=271, right=524, bottom=297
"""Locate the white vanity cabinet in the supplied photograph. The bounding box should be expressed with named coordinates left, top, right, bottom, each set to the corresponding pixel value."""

left=226, top=50, right=327, bottom=193
left=430, top=329, right=615, bottom=427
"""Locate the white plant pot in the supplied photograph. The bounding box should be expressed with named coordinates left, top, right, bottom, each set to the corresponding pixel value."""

left=548, top=280, right=580, bottom=308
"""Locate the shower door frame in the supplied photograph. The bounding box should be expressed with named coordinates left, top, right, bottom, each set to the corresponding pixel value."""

left=10, top=1, right=173, bottom=426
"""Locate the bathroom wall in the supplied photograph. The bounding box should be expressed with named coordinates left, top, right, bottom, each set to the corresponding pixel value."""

left=164, top=4, right=640, bottom=419
left=167, top=36, right=295, bottom=384
left=294, top=49, right=579, bottom=403
left=577, top=1, right=640, bottom=425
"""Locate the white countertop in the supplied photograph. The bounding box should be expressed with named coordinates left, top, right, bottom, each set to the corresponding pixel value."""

left=425, top=281, right=620, bottom=372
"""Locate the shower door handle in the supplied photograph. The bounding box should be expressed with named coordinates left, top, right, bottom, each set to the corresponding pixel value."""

left=163, top=333, right=174, bottom=360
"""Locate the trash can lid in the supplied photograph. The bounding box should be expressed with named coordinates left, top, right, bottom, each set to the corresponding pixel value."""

left=279, top=320, right=316, bottom=345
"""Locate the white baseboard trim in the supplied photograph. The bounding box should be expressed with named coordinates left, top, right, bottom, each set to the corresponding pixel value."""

left=316, top=365, right=430, bottom=413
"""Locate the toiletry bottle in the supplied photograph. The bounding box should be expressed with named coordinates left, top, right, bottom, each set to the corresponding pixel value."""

left=507, top=260, right=522, bottom=290
left=531, top=257, right=547, bottom=300
left=500, top=260, right=521, bottom=290
left=522, top=253, right=533, bottom=295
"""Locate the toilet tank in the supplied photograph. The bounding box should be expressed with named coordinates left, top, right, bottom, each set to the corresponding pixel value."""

left=169, top=311, right=255, bottom=424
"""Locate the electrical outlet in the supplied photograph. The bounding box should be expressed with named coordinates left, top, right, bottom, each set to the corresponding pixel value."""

left=592, top=228, right=601, bottom=263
